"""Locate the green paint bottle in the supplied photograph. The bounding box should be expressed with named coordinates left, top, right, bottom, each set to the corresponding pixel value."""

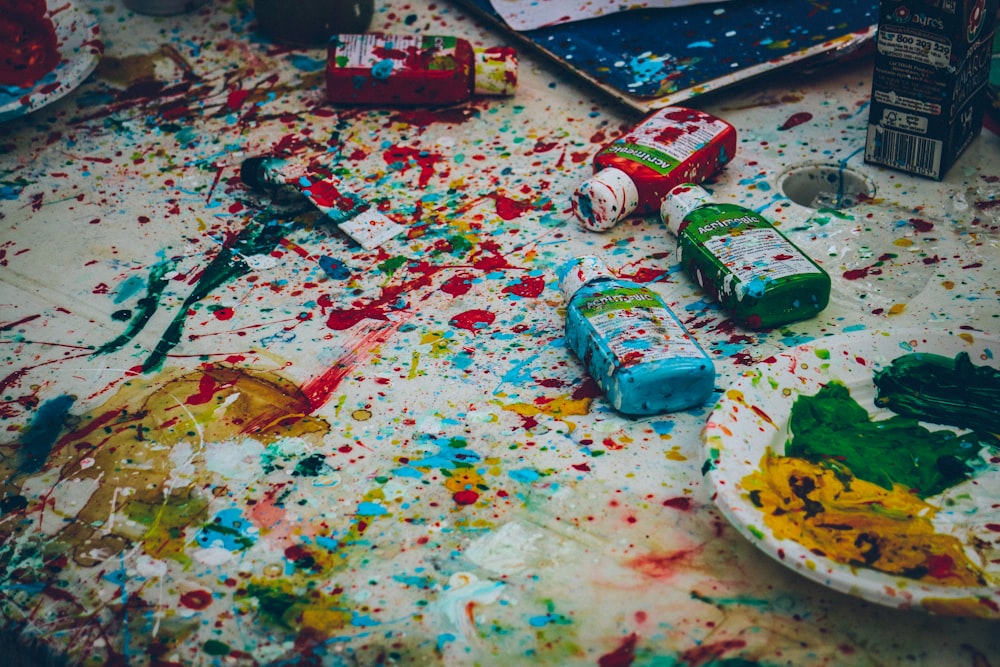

left=660, top=183, right=830, bottom=329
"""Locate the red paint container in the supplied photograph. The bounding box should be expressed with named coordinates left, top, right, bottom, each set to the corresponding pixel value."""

left=326, top=34, right=517, bottom=106
left=572, top=107, right=737, bottom=232
left=0, top=0, right=59, bottom=88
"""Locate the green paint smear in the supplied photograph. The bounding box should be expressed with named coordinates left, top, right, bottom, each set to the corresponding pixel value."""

left=93, top=260, right=175, bottom=357
left=142, top=218, right=288, bottom=372
left=786, top=381, right=986, bottom=498
left=242, top=582, right=304, bottom=629
left=874, top=351, right=1000, bottom=435
left=91, top=211, right=293, bottom=372
left=202, top=639, right=230, bottom=656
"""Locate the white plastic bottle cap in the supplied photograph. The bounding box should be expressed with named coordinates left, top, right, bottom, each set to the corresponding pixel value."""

left=660, top=183, right=712, bottom=236
left=572, top=167, right=640, bottom=232
left=474, top=47, right=518, bottom=96
left=557, top=255, right=615, bottom=301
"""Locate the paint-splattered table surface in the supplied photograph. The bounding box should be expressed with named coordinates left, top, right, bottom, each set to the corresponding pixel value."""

left=2, top=0, right=999, bottom=665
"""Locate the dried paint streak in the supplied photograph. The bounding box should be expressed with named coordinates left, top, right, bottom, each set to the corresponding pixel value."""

left=0, top=365, right=329, bottom=568
left=14, top=395, right=76, bottom=474
left=94, top=260, right=175, bottom=356
left=142, top=217, right=286, bottom=371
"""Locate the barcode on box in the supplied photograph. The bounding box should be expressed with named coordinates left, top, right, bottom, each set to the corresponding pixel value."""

left=867, top=126, right=942, bottom=178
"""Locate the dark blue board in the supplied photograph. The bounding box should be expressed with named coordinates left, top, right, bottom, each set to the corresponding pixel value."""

left=453, top=0, right=878, bottom=110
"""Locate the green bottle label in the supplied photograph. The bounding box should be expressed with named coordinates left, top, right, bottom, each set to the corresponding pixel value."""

left=601, top=143, right=680, bottom=176
left=684, top=208, right=821, bottom=301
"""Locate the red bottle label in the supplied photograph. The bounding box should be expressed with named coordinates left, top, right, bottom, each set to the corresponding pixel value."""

left=327, top=34, right=472, bottom=105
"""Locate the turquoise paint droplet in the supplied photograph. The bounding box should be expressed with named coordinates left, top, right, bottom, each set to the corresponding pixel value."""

left=509, top=468, right=541, bottom=483
left=356, top=501, right=388, bottom=516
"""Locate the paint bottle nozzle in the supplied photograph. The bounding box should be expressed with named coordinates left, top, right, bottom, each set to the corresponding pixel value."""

left=240, top=156, right=277, bottom=191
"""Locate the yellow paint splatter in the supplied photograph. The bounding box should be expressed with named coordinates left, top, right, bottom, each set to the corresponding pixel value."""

left=922, top=596, right=999, bottom=619
left=742, top=451, right=986, bottom=587
left=664, top=446, right=686, bottom=461
left=500, top=394, right=591, bottom=429
left=888, top=303, right=907, bottom=315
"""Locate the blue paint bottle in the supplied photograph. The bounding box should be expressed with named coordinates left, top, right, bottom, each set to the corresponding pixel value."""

left=558, top=256, right=715, bottom=416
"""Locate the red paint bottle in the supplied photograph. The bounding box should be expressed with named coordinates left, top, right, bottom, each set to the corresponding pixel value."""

left=326, top=34, right=517, bottom=106
left=572, top=107, right=737, bottom=232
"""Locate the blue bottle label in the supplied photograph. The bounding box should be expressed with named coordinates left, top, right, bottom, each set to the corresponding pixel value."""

left=578, top=286, right=705, bottom=366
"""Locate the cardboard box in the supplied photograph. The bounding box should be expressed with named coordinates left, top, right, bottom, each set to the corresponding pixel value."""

left=865, top=0, right=997, bottom=179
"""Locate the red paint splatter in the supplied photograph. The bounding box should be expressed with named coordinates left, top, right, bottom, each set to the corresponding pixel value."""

left=440, top=273, right=474, bottom=297
left=909, top=218, right=934, bottom=232
left=301, top=176, right=356, bottom=211
left=502, top=275, right=545, bottom=298
left=186, top=372, right=225, bottom=406
left=571, top=463, right=591, bottom=472
left=602, top=437, right=624, bottom=450
left=213, top=307, right=235, bottom=320
left=179, top=590, right=213, bottom=610
left=382, top=146, right=443, bottom=188
left=452, top=490, right=479, bottom=505
left=779, top=112, right=813, bottom=130
left=626, top=267, right=667, bottom=283
left=627, top=548, right=696, bottom=580
left=662, top=496, right=693, bottom=511
left=449, top=309, right=494, bottom=334
left=326, top=307, right=387, bottom=331
left=391, top=107, right=476, bottom=127
left=226, top=89, right=250, bottom=110
left=925, top=554, right=957, bottom=579
left=491, top=193, right=533, bottom=220
left=842, top=267, right=869, bottom=280
left=573, top=377, right=603, bottom=400
left=750, top=404, right=775, bottom=427
left=985, top=523, right=1000, bottom=532
left=598, top=633, right=638, bottom=667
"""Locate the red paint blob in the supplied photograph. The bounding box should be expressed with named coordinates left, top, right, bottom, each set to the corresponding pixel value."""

left=449, top=309, right=495, bottom=333
left=185, top=372, right=221, bottom=406
left=779, top=112, right=813, bottom=130
left=598, top=632, right=638, bottom=667
left=179, top=590, right=213, bottom=610
left=925, top=554, right=957, bottom=579
left=226, top=89, right=250, bottom=110
left=452, top=489, right=479, bottom=505
left=491, top=194, right=533, bottom=220
left=440, top=273, right=474, bottom=297
left=662, top=496, right=693, bottom=511
left=502, top=275, right=545, bottom=298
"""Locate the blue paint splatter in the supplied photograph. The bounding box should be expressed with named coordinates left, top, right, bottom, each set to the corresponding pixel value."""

left=18, top=395, right=75, bottom=474
left=318, top=256, right=351, bottom=280
left=197, top=508, right=257, bottom=551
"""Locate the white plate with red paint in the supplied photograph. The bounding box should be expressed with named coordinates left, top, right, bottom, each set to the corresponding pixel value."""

left=0, top=0, right=104, bottom=123
left=703, top=328, right=1000, bottom=618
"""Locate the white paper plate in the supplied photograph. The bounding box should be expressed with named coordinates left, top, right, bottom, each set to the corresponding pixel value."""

left=0, top=1, right=104, bottom=123
left=704, top=328, right=1000, bottom=618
